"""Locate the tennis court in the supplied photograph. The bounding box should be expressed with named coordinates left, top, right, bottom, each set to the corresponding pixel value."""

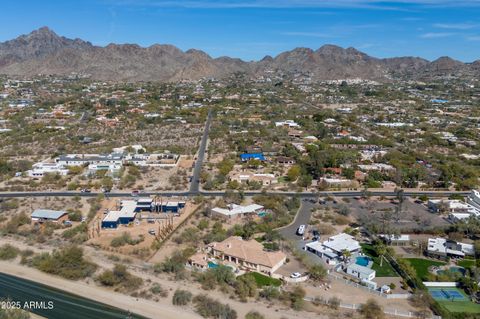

left=428, top=288, right=466, bottom=301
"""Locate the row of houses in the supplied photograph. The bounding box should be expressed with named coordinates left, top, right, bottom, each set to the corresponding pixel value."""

left=428, top=190, right=480, bottom=222
left=27, top=150, right=180, bottom=178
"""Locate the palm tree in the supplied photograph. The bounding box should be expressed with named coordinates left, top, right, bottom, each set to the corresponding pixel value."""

left=375, top=243, right=387, bottom=267
left=342, top=249, right=352, bottom=263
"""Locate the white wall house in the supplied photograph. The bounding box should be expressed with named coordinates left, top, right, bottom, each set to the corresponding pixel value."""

left=427, top=237, right=474, bottom=259
left=87, top=163, right=122, bottom=176
left=211, top=204, right=264, bottom=220
left=56, top=153, right=124, bottom=167
left=27, top=162, right=69, bottom=178
left=346, top=263, right=376, bottom=281
left=305, top=233, right=361, bottom=265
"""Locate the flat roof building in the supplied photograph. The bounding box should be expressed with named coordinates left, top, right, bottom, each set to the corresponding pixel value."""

left=31, top=209, right=68, bottom=223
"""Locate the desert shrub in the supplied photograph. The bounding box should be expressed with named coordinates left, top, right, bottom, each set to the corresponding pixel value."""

left=2, top=212, right=29, bottom=234
left=30, top=245, right=96, bottom=280
left=172, top=289, right=193, bottom=306
left=359, top=299, right=384, bottom=319
left=96, top=264, right=143, bottom=291
left=193, top=294, right=237, bottom=319
left=328, top=297, right=341, bottom=310
left=110, top=232, right=144, bottom=247
left=245, top=311, right=265, bottom=319
left=149, top=283, right=168, bottom=297
left=259, top=286, right=280, bottom=301
left=0, top=244, right=19, bottom=260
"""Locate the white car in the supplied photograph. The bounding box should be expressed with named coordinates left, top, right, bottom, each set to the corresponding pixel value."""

left=290, top=272, right=301, bottom=279
left=296, top=224, right=306, bottom=236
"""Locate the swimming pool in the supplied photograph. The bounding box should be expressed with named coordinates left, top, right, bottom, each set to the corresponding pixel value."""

left=356, top=256, right=371, bottom=267
left=437, top=266, right=465, bottom=276
left=208, top=261, right=219, bottom=268
left=257, top=211, right=267, bottom=217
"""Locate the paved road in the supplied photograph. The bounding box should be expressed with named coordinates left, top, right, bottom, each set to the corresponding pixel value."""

left=0, top=190, right=469, bottom=199
left=278, top=199, right=316, bottom=241
left=189, top=109, right=212, bottom=194
left=0, top=272, right=145, bottom=319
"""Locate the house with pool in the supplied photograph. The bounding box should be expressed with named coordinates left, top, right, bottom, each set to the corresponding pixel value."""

left=207, top=236, right=287, bottom=275
left=304, top=233, right=361, bottom=265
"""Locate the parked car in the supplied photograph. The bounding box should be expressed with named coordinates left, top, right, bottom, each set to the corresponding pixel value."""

left=81, top=188, right=91, bottom=193
left=131, top=190, right=139, bottom=197
left=148, top=229, right=156, bottom=235
left=290, top=272, right=301, bottom=279
left=296, top=224, right=306, bottom=236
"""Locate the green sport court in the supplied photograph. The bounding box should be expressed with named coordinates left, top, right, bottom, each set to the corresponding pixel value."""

left=428, top=288, right=466, bottom=301
left=428, top=287, right=480, bottom=313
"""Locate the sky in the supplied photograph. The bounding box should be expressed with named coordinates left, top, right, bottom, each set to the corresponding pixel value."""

left=1, top=0, right=480, bottom=62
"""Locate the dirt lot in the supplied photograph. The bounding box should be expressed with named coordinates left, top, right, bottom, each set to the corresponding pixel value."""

left=346, top=196, right=449, bottom=231
left=87, top=199, right=199, bottom=260
left=0, top=196, right=92, bottom=219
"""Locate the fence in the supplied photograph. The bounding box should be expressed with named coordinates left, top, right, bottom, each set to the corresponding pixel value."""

left=329, top=272, right=413, bottom=299
left=329, top=273, right=385, bottom=297
left=271, top=272, right=309, bottom=283
left=304, top=297, right=441, bottom=319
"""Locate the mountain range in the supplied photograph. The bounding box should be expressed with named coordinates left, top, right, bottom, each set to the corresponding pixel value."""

left=0, top=27, right=478, bottom=82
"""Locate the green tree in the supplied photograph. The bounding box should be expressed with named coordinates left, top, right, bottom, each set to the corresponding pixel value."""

left=308, top=264, right=327, bottom=282
left=287, top=165, right=301, bottom=182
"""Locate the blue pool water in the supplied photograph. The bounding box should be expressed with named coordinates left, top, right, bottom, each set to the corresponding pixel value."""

left=437, top=266, right=465, bottom=276
left=257, top=211, right=267, bottom=217
left=208, top=261, right=219, bottom=268
left=356, top=256, right=371, bottom=267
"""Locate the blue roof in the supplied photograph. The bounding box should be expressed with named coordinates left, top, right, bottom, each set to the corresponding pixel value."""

left=31, top=209, right=67, bottom=220
left=430, top=99, right=448, bottom=103
left=240, top=153, right=265, bottom=161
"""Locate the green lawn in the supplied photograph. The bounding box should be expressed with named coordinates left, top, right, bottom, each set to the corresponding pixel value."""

left=403, top=258, right=446, bottom=281
left=239, top=272, right=281, bottom=287
left=458, top=259, right=476, bottom=269
left=360, top=244, right=399, bottom=277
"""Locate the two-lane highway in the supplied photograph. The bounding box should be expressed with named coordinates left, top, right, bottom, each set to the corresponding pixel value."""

left=190, top=109, right=212, bottom=194
left=0, top=190, right=470, bottom=199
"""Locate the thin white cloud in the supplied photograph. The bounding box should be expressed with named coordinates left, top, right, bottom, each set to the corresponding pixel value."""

left=434, top=23, right=478, bottom=30
left=420, top=32, right=455, bottom=38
